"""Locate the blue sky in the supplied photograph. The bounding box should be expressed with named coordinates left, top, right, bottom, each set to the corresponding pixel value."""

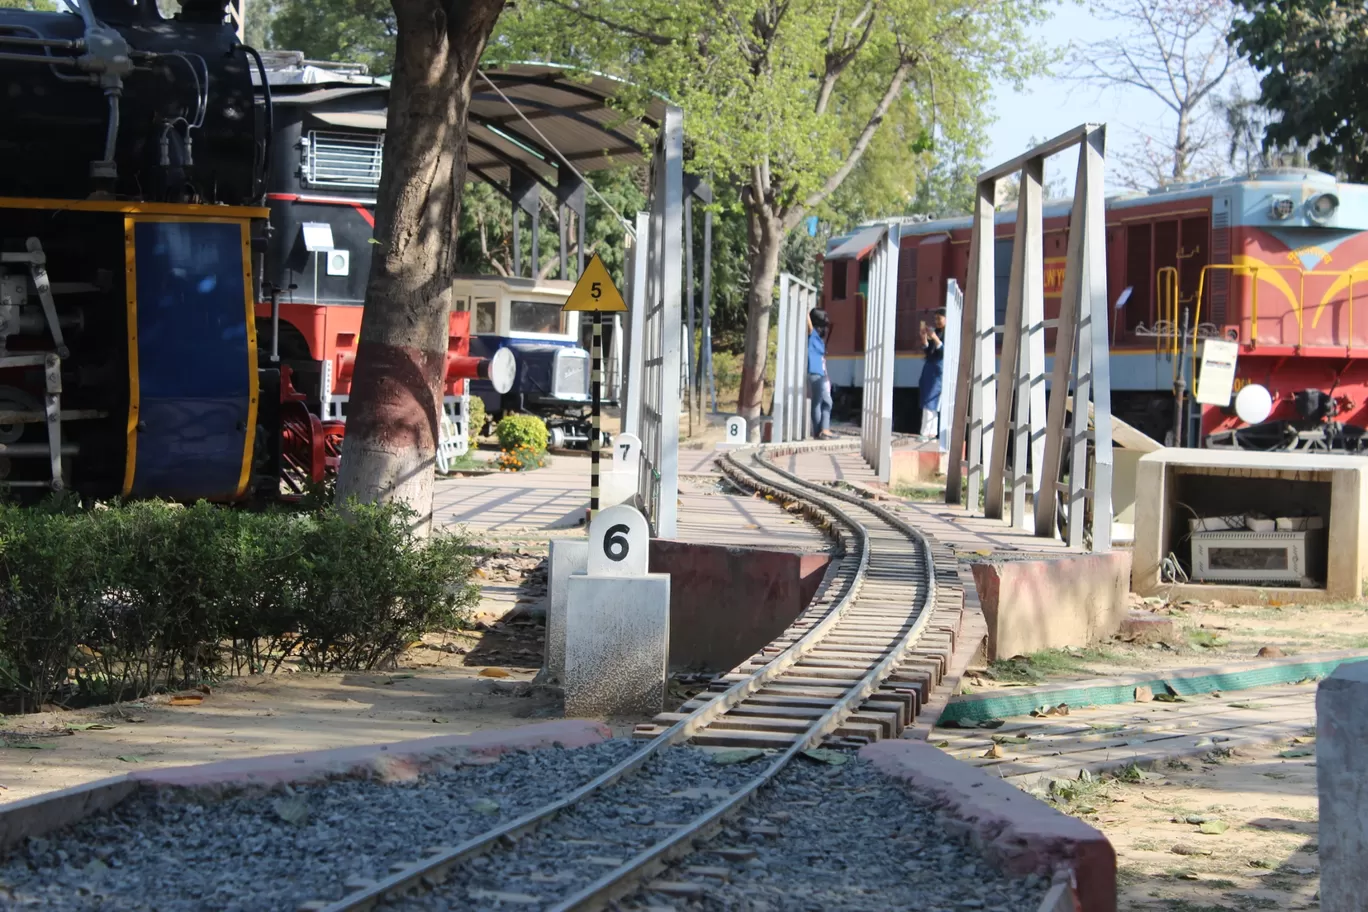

left=983, top=2, right=1247, bottom=193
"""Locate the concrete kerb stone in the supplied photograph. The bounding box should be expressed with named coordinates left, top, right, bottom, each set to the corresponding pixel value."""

left=1318, top=661, right=1368, bottom=912
left=0, top=720, right=612, bottom=854
left=862, top=739, right=1117, bottom=912
left=939, top=648, right=1368, bottom=725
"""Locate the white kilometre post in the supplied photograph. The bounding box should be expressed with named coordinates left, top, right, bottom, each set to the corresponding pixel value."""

left=717, top=415, right=747, bottom=448
left=564, top=504, right=671, bottom=717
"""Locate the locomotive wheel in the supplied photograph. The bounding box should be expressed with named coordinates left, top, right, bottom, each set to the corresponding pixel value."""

left=279, top=401, right=325, bottom=495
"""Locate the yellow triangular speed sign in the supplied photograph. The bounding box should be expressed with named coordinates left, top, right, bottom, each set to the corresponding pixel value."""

left=562, top=253, right=627, bottom=312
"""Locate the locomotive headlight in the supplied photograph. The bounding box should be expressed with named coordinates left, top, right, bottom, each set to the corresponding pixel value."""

left=1308, top=192, right=1340, bottom=222
left=1270, top=196, right=1295, bottom=219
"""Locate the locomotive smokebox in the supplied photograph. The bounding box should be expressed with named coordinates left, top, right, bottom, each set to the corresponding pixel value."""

left=0, top=4, right=265, bottom=205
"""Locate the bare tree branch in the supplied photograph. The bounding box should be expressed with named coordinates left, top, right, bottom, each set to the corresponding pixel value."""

left=1070, top=0, right=1242, bottom=183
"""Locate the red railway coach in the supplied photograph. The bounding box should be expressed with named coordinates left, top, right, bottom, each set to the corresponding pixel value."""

left=821, top=168, right=1368, bottom=451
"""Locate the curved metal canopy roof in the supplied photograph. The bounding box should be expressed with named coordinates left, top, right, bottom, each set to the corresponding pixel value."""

left=262, top=56, right=667, bottom=192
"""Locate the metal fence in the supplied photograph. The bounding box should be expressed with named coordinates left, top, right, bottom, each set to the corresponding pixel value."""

left=634, top=105, right=685, bottom=538
left=859, top=228, right=899, bottom=482
left=772, top=273, right=819, bottom=443
left=944, top=124, right=1113, bottom=551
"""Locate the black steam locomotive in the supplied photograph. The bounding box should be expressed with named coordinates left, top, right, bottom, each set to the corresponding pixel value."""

left=0, top=0, right=275, bottom=501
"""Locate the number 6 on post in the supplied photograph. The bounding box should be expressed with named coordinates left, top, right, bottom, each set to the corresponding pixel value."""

left=587, top=504, right=650, bottom=578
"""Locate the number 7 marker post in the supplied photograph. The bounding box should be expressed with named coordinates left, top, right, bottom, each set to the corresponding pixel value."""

left=564, top=503, right=670, bottom=717
left=562, top=253, right=627, bottom=524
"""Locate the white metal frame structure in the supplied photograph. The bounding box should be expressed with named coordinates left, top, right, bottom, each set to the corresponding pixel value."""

left=937, top=280, right=964, bottom=453
left=944, top=124, right=1113, bottom=551
left=859, top=228, right=899, bottom=482
left=635, top=106, right=685, bottom=538
left=773, top=273, right=819, bottom=443
left=620, top=212, right=650, bottom=440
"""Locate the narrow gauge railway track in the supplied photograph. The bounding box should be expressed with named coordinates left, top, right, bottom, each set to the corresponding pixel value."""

left=298, top=441, right=961, bottom=912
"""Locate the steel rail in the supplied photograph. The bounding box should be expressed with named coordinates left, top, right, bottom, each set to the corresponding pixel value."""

left=301, top=444, right=872, bottom=912
left=547, top=444, right=939, bottom=910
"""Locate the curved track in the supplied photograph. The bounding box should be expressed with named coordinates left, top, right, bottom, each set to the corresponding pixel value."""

left=297, top=441, right=962, bottom=912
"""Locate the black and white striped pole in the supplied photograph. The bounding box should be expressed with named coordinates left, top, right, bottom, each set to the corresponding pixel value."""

left=590, top=311, right=603, bottom=519
left=561, top=253, right=626, bottom=524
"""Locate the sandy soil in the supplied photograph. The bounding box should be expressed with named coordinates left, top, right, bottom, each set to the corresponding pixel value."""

left=1043, top=733, right=1320, bottom=912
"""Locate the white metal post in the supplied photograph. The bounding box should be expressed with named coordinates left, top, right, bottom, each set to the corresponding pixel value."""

left=859, top=229, right=899, bottom=481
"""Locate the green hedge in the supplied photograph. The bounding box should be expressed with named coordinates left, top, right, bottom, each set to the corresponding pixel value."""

left=496, top=413, right=549, bottom=453
left=0, top=498, right=479, bottom=712
left=467, top=395, right=487, bottom=447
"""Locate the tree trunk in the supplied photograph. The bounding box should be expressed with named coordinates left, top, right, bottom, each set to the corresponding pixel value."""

left=737, top=205, right=783, bottom=433
left=1173, top=108, right=1190, bottom=182
left=334, top=0, right=506, bottom=533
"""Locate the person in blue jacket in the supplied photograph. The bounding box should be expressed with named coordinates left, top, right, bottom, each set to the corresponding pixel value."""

left=807, top=308, right=835, bottom=440
left=919, top=309, right=946, bottom=440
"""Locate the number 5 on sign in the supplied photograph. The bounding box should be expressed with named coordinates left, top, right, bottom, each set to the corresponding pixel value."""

left=587, top=504, right=649, bottom=577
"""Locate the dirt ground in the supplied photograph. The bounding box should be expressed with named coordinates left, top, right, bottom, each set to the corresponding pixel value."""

left=1036, top=733, right=1321, bottom=912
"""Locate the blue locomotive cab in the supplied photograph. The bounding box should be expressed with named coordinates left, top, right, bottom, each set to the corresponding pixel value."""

left=125, top=217, right=259, bottom=501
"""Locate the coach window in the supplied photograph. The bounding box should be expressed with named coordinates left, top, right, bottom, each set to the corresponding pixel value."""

left=511, top=299, right=565, bottom=335
left=475, top=299, right=497, bottom=334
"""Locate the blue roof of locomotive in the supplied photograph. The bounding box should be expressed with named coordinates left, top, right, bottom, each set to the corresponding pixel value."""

left=828, top=168, right=1368, bottom=256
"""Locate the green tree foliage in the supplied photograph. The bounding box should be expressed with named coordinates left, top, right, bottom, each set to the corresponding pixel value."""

left=266, top=0, right=398, bottom=74
left=0, top=0, right=57, bottom=9
left=1230, top=0, right=1368, bottom=179
left=496, top=0, right=1045, bottom=421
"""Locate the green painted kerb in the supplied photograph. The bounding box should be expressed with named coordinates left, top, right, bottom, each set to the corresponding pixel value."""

left=936, top=654, right=1368, bottom=726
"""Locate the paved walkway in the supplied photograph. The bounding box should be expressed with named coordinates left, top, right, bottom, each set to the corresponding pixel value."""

left=935, top=679, right=1318, bottom=784
left=432, top=454, right=828, bottom=552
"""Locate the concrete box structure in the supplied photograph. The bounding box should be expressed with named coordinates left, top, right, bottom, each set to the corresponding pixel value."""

left=971, top=551, right=1133, bottom=660
left=545, top=539, right=589, bottom=683
left=564, top=573, right=670, bottom=717
left=650, top=539, right=830, bottom=671
left=889, top=441, right=948, bottom=487
left=1318, top=661, right=1368, bottom=912
left=1133, top=449, right=1368, bottom=603
left=545, top=539, right=831, bottom=681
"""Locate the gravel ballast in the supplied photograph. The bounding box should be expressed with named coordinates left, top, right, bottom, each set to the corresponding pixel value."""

left=624, top=752, right=1053, bottom=912
left=1, top=740, right=1054, bottom=912
left=0, top=739, right=641, bottom=911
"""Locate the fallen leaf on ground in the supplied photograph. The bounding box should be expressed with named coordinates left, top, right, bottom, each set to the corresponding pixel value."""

left=470, top=798, right=500, bottom=814
left=116, top=755, right=142, bottom=763
left=802, top=748, right=849, bottom=766
left=1198, top=820, right=1229, bottom=835
left=64, top=723, right=115, bottom=732
left=479, top=668, right=511, bottom=678
left=169, top=695, right=203, bottom=706
left=712, top=748, right=767, bottom=765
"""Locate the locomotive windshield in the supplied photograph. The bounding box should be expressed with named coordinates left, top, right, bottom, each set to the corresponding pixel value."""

left=511, top=299, right=565, bottom=335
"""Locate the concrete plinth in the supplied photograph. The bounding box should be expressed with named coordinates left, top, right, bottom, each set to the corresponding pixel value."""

left=889, top=441, right=947, bottom=486
left=564, top=573, right=670, bottom=717
left=972, top=551, right=1132, bottom=660
left=1318, top=661, right=1368, bottom=911
left=1133, top=448, right=1368, bottom=602
left=650, top=539, right=830, bottom=671
left=544, top=539, right=588, bottom=684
